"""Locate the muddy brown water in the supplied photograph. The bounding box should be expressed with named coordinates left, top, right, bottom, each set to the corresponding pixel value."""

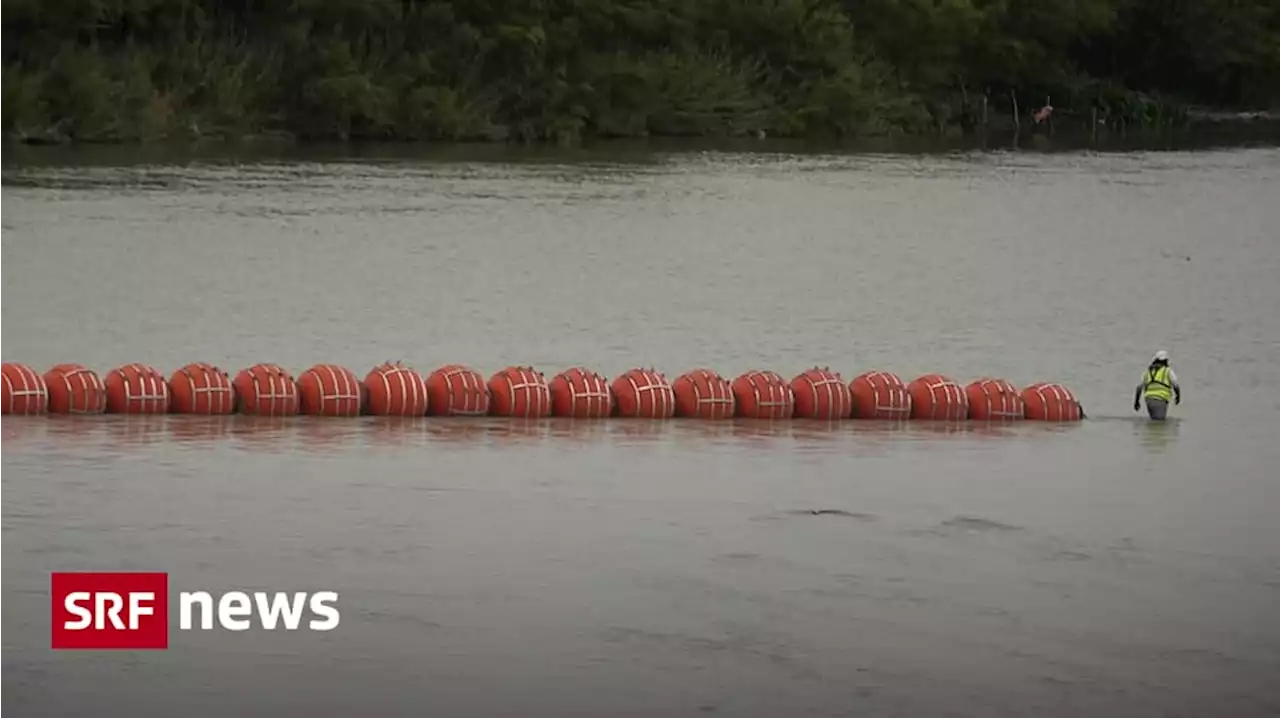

left=3, top=144, right=1279, bottom=717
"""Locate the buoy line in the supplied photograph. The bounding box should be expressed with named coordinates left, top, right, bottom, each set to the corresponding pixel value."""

left=2, top=361, right=1084, bottom=422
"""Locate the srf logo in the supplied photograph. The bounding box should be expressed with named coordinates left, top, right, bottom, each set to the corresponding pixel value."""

left=51, top=572, right=169, bottom=650
left=51, top=571, right=341, bottom=650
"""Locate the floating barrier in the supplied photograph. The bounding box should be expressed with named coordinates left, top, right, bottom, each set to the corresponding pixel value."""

left=849, top=371, right=911, bottom=419
left=966, top=378, right=1025, bottom=421
left=0, top=361, right=1086, bottom=422
left=298, top=364, right=362, bottom=418
left=614, top=368, right=675, bottom=419
left=2, top=362, right=47, bottom=415
left=908, top=374, right=968, bottom=421
left=791, top=368, right=852, bottom=420
left=672, top=369, right=735, bottom=420
left=235, top=363, right=298, bottom=416
left=43, top=363, right=106, bottom=414
left=489, top=366, right=551, bottom=419
left=426, top=364, right=488, bottom=416
left=1022, top=382, right=1083, bottom=422
left=364, top=362, right=429, bottom=417
left=550, top=367, right=612, bottom=418
left=104, top=363, right=169, bottom=415
left=733, top=370, right=794, bottom=420
left=170, top=363, right=235, bottom=415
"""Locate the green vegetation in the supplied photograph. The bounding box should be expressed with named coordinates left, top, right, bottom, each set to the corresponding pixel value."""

left=4, top=0, right=1278, bottom=144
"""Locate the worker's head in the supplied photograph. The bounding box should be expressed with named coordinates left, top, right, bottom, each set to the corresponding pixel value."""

left=1151, top=350, right=1169, bottom=366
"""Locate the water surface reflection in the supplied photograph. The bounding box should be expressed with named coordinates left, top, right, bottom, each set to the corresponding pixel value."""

left=1, top=414, right=1098, bottom=458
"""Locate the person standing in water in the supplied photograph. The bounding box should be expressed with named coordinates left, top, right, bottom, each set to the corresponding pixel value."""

left=1134, top=350, right=1181, bottom=420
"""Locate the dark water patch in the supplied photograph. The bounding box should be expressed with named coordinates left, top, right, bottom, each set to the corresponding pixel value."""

left=789, top=509, right=879, bottom=520
left=749, top=509, right=879, bottom=523
left=1048, top=550, right=1094, bottom=562
left=940, top=516, right=1025, bottom=533
left=1107, top=537, right=1144, bottom=553
left=712, top=552, right=763, bottom=563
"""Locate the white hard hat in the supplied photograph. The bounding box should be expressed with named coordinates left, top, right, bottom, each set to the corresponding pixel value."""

left=1152, top=350, right=1169, bottom=362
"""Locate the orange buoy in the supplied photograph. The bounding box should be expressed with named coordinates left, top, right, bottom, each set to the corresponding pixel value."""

left=233, top=363, right=298, bottom=416
left=849, top=371, right=911, bottom=419
left=298, top=364, right=362, bottom=417
left=43, top=364, right=107, bottom=414
left=488, top=366, right=551, bottom=418
left=169, top=363, right=235, bottom=415
left=1022, top=382, right=1082, bottom=421
left=612, top=368, right=675, bottom=419
left=426, top=364, right=490, bottom=416
left=364, top=362, right=429, bottom=417
left=732, top=370, right=794, bottom=419
left=549, top=367, right=612, bottom=418
left=104, top=363, right=170, bottom=414
left=907, top=374, right=967, bottom=421
left=965, top=378, right=1025, bottom=421
left=2, top=362, right=48, bottom=415
left=672, top=369, right=735, bottom=419
left=790, top=367, right=852, bottom=420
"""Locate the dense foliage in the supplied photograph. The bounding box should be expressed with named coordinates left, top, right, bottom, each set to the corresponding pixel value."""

left=3, top=0, right=1278, bottom=143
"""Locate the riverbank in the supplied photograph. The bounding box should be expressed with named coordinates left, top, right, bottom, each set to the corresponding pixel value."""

left=5, top=87, right=1274, bottom=155
left=13, top=76, right=1215, bottom=148
left=7, top=105, right=1279, bottom=149
left=4, top=120, right=1279, bottom=176
left=5, top=0, right=1278, bottom=149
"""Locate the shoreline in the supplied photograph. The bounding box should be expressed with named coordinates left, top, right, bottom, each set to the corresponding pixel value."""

left=4, top=116, right=1279, bottom=171
left=10, top=106, right=1280, bottom=151
left=7, top=109, right=1279, bottom=146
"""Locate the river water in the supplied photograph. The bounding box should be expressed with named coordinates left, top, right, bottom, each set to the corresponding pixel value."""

left=3, top=141, right=1279, bottom=718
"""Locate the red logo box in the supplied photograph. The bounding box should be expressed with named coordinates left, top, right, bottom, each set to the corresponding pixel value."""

left=51, top=572, right=169, bottom=650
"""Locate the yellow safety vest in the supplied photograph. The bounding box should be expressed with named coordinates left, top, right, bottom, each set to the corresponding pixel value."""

left=1143, top=366, right=1174, bottom=401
